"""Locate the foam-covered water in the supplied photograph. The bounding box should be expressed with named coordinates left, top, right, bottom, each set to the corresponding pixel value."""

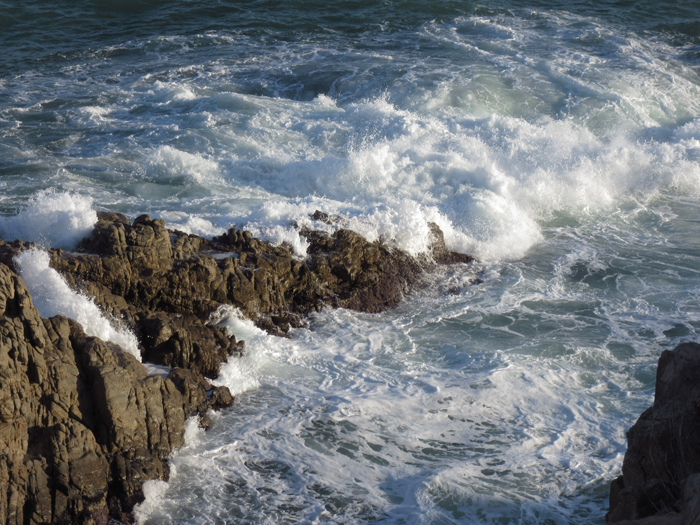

left=2, top=0, right=700, bottom=522
left=0, top=190, right=97, bottom=249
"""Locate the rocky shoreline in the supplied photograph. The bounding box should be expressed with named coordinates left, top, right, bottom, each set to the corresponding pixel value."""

left=2, top=210, right=696, bottom=525
left=0, top=212, right=476, bottom=524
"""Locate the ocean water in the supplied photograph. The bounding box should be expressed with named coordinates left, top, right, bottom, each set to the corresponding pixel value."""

left=2, top=0, right=700, bottom=523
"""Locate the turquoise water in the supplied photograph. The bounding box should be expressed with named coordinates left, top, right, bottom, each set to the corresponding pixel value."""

left=2, top=1, right=700, bottom=522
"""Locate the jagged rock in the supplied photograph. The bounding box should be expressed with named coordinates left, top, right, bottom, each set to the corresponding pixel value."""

left=311, top=210, right=332, bottom=224
left=135, top=311, right=237, bottom=379
left=165, top=367, right=233, bottom=423
left=41, top=211, right=477, bottom=337
left=0, top=263, right=192, bottom=524
left=79, top=213, right=172, bottom=265
left=45, top=211, right=475, bottom=384
left=208, top=385, right=234, bottom=411
left=0, top=211, right=477, bottom=525
left=48, top=420, right=110, bottom=524
left=426, top=222, right=475, bottom=265
left=607, top=342, right=700, bottom=524
left=166, top=369, right=209, bottom=417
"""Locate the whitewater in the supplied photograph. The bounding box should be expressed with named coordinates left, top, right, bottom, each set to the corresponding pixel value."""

left=2, top=0, right=700, bottom=522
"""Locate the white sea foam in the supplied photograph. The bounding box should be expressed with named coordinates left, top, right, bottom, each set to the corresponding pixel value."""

left=13, top=248, right=141, bottom=359
left=0, top=190, right=97, bottom=250
left=158, top=212, right=226, bottom=238
left=7, top=11, right=696, bottom=265
left=133, top=480, right=170, bottom=523
left=207, top=305, right=323, bottom=395
left=136, top=287, right=650, bottom=524
left=145, top=145, right=220, bottom=184
left=201, top=105, right=700, bottom=261
left=207, top=306, right=270, bottom=394
left=80, top=106, right=112, bottom=122
left=6, top=4, right=700, bottom=524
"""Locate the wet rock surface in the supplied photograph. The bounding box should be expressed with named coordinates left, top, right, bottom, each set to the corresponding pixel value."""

left=0, top=212, right=477, bottom=524
left=607, top=342, right=700, bottom=525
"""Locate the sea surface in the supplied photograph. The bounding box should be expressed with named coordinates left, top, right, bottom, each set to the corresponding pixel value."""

left=2, top=0, right=700, bottom=523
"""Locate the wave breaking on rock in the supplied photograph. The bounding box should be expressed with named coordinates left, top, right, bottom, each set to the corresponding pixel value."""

left=0, top=211, right=478, bottom=524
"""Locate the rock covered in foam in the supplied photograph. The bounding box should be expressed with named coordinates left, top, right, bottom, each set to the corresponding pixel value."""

left=3, top=207, right=477, bottom=372
left=51, top=210, right=478, bottom=340
left=607, top=343, right=700, bottom=524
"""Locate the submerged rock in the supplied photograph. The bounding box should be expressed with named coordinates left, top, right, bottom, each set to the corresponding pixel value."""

left=607, top=342, right=700, bottom=524
left=0, top=212, right=477, bottom=524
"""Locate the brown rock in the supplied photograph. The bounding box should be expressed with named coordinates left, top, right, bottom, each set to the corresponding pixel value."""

left=0, top=211, right=479, bottom=525
left=208, top=386, right=234, bottom=411
left=426, top=222, right=475, bottom=265
left=136, top=311, right=236, bottom=379
left=0, top=262, right=190, bottom=524
left=47, top=212, right=477, bottom=360
left=48, top=420, right=110, bottom=524
left=166, top=368, right=234, bottom=424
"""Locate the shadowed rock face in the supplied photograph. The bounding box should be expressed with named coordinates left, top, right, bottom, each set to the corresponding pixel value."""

left=607, top=343, right=700, bottom=525
left=0, top=212, right=478, bottom=524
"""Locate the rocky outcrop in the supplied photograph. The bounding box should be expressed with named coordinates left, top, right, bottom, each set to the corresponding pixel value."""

left=0, top=262, right=234, bottom=525
left=1, top=211, right=475, bottom=375
left=0, top=212, right=478, bottom=524
left=607, top=342, right=700, bottom=524
left=74, top=211, right=474, bottom=318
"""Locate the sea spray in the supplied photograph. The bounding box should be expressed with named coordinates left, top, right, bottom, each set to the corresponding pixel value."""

left=208, top=305, right=314, bottom=395
left=0, top=191, right=97, bottom=250
left=4, top=0, right=700, bottom=522
left=13, top=247, right=141, bottom=359
left=133, top=418, right=204, bottom=524
left=145, top=145, right=221, bottom=185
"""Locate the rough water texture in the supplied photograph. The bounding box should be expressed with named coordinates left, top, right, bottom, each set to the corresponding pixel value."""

left=2, top=0, right=700, bottom=523
left=0, top=216, right=475, bottom=524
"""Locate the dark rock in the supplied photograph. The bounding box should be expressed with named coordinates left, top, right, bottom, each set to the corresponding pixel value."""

left=136, top=311, right=236, bottom=379
left=47, top=212, right=477, bottom=336
left=208, top=386, right=234, bottom=411
left=426, top=222, right=475, bottom=265
left=311, top=210, right=333, bottom=224
left=80, top=212, right=172, bottom=265
left=681, top=473, right=700, bottom=524
left=608, top=342, right=700, bottom=524
left=167, top=368, right=210, bottom=417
